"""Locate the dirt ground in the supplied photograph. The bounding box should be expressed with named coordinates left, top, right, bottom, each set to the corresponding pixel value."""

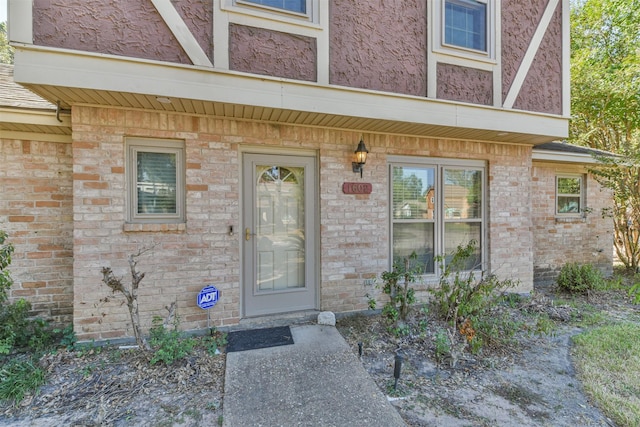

left=0, top=288, right=636, bottom=426
left=0, top=344, right=226, bottom=427
left=337, top=301, right=618, bottom=427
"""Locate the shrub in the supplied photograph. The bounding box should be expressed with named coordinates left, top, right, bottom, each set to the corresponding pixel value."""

left=149, top=316, right=196, bottom=365
left=54, top=324, right=78, bottom=351
left=557, top=263, right=604, bottom=294
left=434, top=329, right=450, bottom=363
left=203, top=328, right=227, bottom=356
left=430, top=240, right=519, bottom=356
left=377, top=253, right=420, bottom=336
left=0, top=230, right=14, bottom=303
left=380, top=253, right=419, bottom=323
left=0, top=231, right=54, bottom=354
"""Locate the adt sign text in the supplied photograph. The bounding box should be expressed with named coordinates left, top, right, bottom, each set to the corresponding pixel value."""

left=197, top=285, right=220, bottom=309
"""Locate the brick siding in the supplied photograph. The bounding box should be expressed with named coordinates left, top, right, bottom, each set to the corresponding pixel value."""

left=532, top=161, right=613, bottom=286
left=0, top=138, right=74, bottom=325
left=65, top=106, right=537, bottom=341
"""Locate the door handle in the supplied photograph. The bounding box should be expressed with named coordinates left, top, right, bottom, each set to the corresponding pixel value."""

left=245, top=228, right=252, bottom=241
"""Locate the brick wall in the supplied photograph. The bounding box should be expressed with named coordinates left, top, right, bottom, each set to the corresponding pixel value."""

left=69, top=105, right=535, bottom=341
left=532, top=161, right=613, bottom=286
left=0, top=138, right=74, bottom=325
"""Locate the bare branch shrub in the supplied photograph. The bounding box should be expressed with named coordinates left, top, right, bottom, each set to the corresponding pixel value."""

left=100, top=248, right=153, bottom=351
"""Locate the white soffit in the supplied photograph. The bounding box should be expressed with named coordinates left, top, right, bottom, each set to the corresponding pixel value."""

left=13, top=46, right=569, bottom=142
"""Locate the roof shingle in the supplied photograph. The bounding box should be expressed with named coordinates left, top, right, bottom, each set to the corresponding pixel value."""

left=0, top=63, right=56, bottom=110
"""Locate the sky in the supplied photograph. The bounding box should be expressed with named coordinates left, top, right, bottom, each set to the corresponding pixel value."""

left=1, top=0, right=6, bottom=23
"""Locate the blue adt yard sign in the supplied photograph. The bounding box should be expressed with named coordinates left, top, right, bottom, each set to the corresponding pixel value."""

left=197, top=285, right=220, bottom=309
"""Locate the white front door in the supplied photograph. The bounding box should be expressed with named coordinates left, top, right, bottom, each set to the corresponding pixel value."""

left=242, top=153, right=317, bottom=317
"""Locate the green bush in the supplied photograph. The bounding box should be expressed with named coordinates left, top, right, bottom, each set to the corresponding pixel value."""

left=54, top=324, right=77, bottom=351
left=557, top=263, right=604, bottom=294
left=434, top=329, right=450, bottom=363
left=378, top=253, right=419, bottom=335
left=0, top=231, right=55, bottom=354
left=149, top=316, right=196, bottom=365
left=430, top=241, right=519, bottom=355
left=203, top=328, right=227, bottom=356
left=0, top=230, right=14, bottom=304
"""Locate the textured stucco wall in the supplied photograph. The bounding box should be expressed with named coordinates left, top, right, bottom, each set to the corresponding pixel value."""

left=502, top=0, right=562, bottom=114
left=513, top=5, right=563, bottom=114
left=228, top=24, right=317, bottom=81
left=174, top=0, right=214, bottom=62
left=33, top=0, right=214, bottom=65
left=30, top=0, right=564, bottom=115
left=329, top=0, right=427, bottom=96
left=531, top=162, right=613, bottom=286
left=437, top=64, right=493, bottom=105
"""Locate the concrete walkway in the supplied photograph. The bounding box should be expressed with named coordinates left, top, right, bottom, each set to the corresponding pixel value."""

left=223, top=324, right=407, bottom=427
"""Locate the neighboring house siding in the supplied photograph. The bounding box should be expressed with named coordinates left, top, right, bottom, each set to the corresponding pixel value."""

left=0, top=138, right=74, bottom=325
left=502, top=0, right=563, bottom=114
left=70, top=105, right=535, bottom=341
left=531, top=162, right=613, bottom=286
left=329, top=0, right=428, bottom=96
left=229, top=24, right=317, bottom=82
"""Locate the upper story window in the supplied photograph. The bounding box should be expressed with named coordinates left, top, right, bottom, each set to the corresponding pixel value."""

left=234, top=0, right=316, bottom=22
left=241, top=0, right=306, bottom=14
left=444, top=0, right=487, bottom=52
left=556, top=175, right=583, bottom=216
left=127, top=138, right=185, bottom=224
left=434, top=0, right=495, bottom=61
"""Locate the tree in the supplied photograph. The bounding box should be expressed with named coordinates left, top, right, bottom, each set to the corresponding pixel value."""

left=570, top=0, right=640, bottom=269
left=0, top=22, right=14, bottom=64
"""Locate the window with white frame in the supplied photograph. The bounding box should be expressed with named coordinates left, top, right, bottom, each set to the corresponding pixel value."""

left=234, top=0, right=316, bottom=21
left=390, top=158, right=485, bottom=275
left=435, top=0, right=494, bottom=59
left=556, top=175, right=583, bottom=216
left=127, top=138, right=185, bottom=223
left=445, top=0, right=487, bottom=51
left=241, top=0, right=307, bottom=14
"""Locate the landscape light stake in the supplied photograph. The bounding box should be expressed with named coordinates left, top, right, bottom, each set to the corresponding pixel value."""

left=394, top=353, right=403, bottom=390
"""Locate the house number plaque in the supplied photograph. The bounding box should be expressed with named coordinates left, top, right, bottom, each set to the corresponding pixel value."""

left=342, top=182, right=372, bottom=194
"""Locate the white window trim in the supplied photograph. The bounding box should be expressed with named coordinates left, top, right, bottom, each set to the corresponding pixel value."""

left=215, top=0, right=329, bottom=84
left=432, top=0, right=497, bottom=63
left=388, top=156, right=487, bottom=278
left=555, top=174, right=584, bottom=218
left=427, top=0, right=502, bottom=105
left=126, top=138, right=186, bottom=224
left=223, top=0, right=320, bottom=26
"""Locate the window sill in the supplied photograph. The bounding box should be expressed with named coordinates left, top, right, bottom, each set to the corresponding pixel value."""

left=555, top=216, right=586, bottom=224
left=432, top=47, right=497, bottom=66
left=124, top=223, right=186, bottom=233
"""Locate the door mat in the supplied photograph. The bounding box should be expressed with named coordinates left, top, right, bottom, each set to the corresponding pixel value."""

left=226, top=326, right=294, bottom=353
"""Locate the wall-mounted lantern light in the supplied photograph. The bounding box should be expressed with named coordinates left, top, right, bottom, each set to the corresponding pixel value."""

left=352, top=137, right=369, bottom=178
